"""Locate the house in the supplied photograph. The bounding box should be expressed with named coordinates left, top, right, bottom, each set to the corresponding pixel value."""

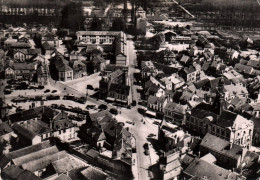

left=80, top=110, right=117, bottom=149
left=163, top=102, right=188, bottom=125
left=0, top=140, right=87, bottom=178
left=13, top=62, right=39, bottom=81
left=107, top=83, right=130, bottom=105
left=80, top=166, right=109, bottom=180
left=8, top=106, right=76, bottom=144
left=51, top=55, right=73, bottom=82
left=147, top=95, right=167, bottom=112
left=41, top=32, right=59, bottom=47
left=70, top=60, right=86, bottom=79
left=12, top=119, right=53, bottom=146
left=183, top=158, right=242, bottom=180
left=200, top=133, right=247, bottom=169
left=4, top=65, right=15, bottom=79
left=158, top=119, right=187, bottom=151
left=186, top=102, right=254, bottom=148
left=1, top=165, right=42, bottom=180
left=42, top=41, right=56, bottom=55
left=13, top=49, right=41, bottom=62
left=179, top=64, right=201, bottom=82
left=158, top=151, right=182, bottom=180
left=179, top=55, right=191, bottom=65
left=141, top=61, right=158, bottom=79
left=234, top=63, right=254, bottom=76
left=223, top=83, right=248, bottom=101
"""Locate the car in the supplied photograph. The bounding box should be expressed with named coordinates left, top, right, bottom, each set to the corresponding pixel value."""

left=52, top=90, right=57, bottom=93
left=109, top=108, right=118, bottom=115
left=46, top=95, right=60, bottom=100
left=63, top=95, right=75, bottom=101
left=143, top=143, right=149, bottom=150
left=35, top=96, right=43, bottom=101
left=148, top=133, right=156, bottom=138
left=38, top=85, right=45, bottom=89
left=98, top=104, right=107, bottom=110
left=153, top=121, right=160, bottom=125
left=44, top=89, right=50, bottom=93
left=86, top=105, right=96, bottom=109
left=131, top=100, right=137, bottom=106
left=126, top=121, right=133, bottom=124
left=87, top=85, right=94, bottom=90
left=4, top=90, right=12, bottom=95
left=94, top=88, right=99, bottom=91
left=76, top=97, right=87, bottom=104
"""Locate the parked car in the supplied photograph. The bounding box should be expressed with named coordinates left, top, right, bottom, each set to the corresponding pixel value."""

left=44, top=89, right=50, bottom=93
left=86, top=105, right=96, bottom=109
left=98, top=104, right=107, bottom=110
left=4, top=90, right=12, bottom=95
left=87, top=85, right=94, bottom=90
left=76, top=97, right=87, bottom=104
left=63, top=95, right=75, bottom=101
left=38, top=85, right=45, bottom=89
left=46, top=95, right=60, bottom=100
left=94, top=88, right=99, bottom=91
left=109, top=108, right=118, bottom=115
left=153, top=121, right=160, bottom=125
left=52, top=90, right=57, bottom=93
left=131, top=100, right=137, bottom=106
left=148, top=133, right=156, bottom=138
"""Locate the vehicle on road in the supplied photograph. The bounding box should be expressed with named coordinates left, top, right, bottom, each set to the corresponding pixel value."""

left=87, top=85, right=94, bottom=90
left=86, top=105, right=96, bottom=109
left=109, top=108, right=118, bottom=115
left=46, top=95, right=60, bottom=100
left=38, top=85, right=45, bottom=89
left=143, top=143, right=149, bottom=155
left=153, top=121, right=160, bottom=125
left=52, top=90, right=57, bottom=93
left=44, top=89, right=50, bottom=93
left=126, top=121, right=133, bottom=124
left=63, top=95, right=75, bottom=101
left=131, top=100, right=137, bottom=106
left=98, top=104, right=107, bottom=110
left=148, top=133, right=156, bottom=138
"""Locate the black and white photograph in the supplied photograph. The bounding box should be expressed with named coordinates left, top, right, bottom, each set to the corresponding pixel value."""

left=0, top=0, right=260, bottom=179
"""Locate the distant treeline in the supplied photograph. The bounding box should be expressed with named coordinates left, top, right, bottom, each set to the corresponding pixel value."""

left=1, top=0, right=69, bottom=8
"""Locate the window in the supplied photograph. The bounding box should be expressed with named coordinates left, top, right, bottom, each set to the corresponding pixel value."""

left=216, top=128, right=220, bottom=134
left=63, top=129, right=66, bottom=133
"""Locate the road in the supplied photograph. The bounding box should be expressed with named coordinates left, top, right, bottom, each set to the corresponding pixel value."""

left=126, top=40, right=159, bottom=180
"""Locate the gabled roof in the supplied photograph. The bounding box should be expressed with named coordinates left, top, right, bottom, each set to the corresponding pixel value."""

left=80, top=166, right=108, bottom=180
left=200, top=133, right=243, bottom=160
left=1, top=165, right=41, bottom=180
left=184, top=158, right=240, bottom=180
left=0, top=141, right=52, bottom=168
left=21, top=151, right=67, bottom=172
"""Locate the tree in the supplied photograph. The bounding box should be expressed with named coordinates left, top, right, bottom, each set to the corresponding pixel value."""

left=111, top=18, right=126, bottom=31
left=90, top=16, right=103, bottom=31
left=60, top=2, right=85, bottom=30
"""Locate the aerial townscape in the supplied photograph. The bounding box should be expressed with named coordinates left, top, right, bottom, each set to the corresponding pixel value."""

left=1, top=0, right=260, bottom=180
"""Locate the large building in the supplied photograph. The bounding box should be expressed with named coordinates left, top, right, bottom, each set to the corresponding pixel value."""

left=76, top=31, right=128, bottom=66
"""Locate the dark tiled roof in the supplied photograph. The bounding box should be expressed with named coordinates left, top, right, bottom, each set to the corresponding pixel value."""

left=1, top=165, right=41, bottom=180
left=0, top=141, right=52, bottom=168
left=200, top=133, right=243, bottom=160
left=80, top=166, right=108, bottom=180
left=184, top=158, right=240, bottom=180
